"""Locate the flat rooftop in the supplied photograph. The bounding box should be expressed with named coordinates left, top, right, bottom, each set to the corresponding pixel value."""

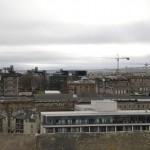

left=41, top=109, right=150, bottom=116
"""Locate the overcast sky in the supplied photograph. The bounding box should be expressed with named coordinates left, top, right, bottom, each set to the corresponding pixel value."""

left=1, top=0, right=150, bottom=70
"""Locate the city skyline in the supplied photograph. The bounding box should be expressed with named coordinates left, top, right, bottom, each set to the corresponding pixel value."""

left=0, top=0, right=150, bottom=70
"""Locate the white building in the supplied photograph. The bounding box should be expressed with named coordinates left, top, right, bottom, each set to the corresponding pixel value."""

left=41, top=100, right=150, bottom=134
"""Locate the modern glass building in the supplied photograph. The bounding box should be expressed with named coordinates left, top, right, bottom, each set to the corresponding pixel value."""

left=41, top=100, right=150, bottom=133
left=41, top=110, right=150, bottom=133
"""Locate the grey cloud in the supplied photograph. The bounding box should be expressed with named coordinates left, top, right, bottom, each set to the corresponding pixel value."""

left=0, top=20, right=150, bottom=45
left=0, top=50, right=67, bottom=62
left=0, top=48, right=150, bottom=70
left=0, top=49, right=84, bottom=68
left=0, top=0, right=150, bottom=45
left=70, top=21, right=150, bottom=44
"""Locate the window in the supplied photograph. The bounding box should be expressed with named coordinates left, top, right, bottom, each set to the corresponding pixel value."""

left=16, top=119, right=23, bottom=124
left=0, top=119, right=3, bottom=132
left=133, top=126, right=140, bottom=131
left=72, top=119, right=76, bottom=124
left=99, top=126, right=106, bottom=132
left=90, top=126, right=98, bottom=132
left=89, top=119, right=95, bottom=124
left=107, top=126, right=115, bottom=132
left=55, top=128, right=62, bottom=133
left=64, top=127, right=71, bottom=132
left=81, top=127, right=89, bottom=132
left=116, top=126, right=123, bottom=131
left=72, top=127, right=80, bottom=132
left=46, top=128, right=53, bottom=133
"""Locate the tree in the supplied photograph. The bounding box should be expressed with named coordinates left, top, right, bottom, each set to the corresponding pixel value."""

left=19, top=73, right=45, bottom=93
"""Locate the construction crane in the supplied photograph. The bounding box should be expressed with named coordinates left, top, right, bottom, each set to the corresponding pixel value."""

left=85, top=54, right=130, bottom=73
left=84, top=54, right=130, bottom=73
left=116, top=54, right=130, bottom=73
left=133, top=63, right=150, bottom=74
left=144, top=63, right=150, bottom=75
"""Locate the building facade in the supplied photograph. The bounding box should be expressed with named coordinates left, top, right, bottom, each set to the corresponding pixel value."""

left=49, top=69, right=87, bottom=93
left=0, top=73, right=20, bottom=96
left=41, top=100, right=150, bottom=134
left=0, top=94, right=77, bottom=134
left=95, top=74, right=150, bottom=97
left=67, top=77, right=96, bottom=95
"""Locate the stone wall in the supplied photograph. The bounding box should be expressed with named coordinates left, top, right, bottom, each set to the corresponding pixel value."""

left=36, top=132, right=150, bottom=150
left=0, top=134, right=36, bottom=150
left=1, top=132, right=150, bottom=150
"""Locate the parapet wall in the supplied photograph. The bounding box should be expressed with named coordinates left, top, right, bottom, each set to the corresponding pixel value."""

left=1, top=132, right=150, bottom=150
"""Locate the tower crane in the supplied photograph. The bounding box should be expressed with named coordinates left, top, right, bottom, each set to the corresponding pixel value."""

left=134, top=63, right=150, bottom=74
left=85, top=54, right=130, bottom=73
left=116, top=54, right=130, bottom=73
left=144, top=63, right=150, bottom=75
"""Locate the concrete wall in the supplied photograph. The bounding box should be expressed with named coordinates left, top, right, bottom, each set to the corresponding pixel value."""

left=1, top=132, right=150, bottom=150
left=91, top=100, right=117, bottom=111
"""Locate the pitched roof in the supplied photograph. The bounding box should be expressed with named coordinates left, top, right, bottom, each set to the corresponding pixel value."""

left=15, top=111, right=36, bottom=122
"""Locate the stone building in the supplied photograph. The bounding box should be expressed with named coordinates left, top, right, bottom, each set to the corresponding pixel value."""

left=67, top=76, right=96, bottom=95
left=0, top=94, right=77, bottom=134
left=96, top=75, right=129, bottom=97
left=0, top=110, right=38, bottom=134
left=3, top=74, right=20, bottom=96
left=35, top=94, right=76, bottom=112
left=117, top=99, right=150, bottom=110
left=95, top=74, right=150, bottom=97
left=129, top=74, right=150, bottom=96
left=15, top=111, right=38, bottom=134
left=0, top=97, right=35, bottom=133
left=0, top=65, right=21, bottom=96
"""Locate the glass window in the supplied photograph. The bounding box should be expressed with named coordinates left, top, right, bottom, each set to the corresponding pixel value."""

left=46, top=128, right=53, bottom=133
left=107, top=126, right=115, bottom=132
left=99, top=126, right=106, bottom=132
left=72, top=119, right=76, bottom=124
left=124, top=126, right=132, bottom=131
left=133, top=126, right=140, bottom=131
left=72, top=127, right=80, bottom=132
left=138, top=116, right=146, bottom=123
left=55, top=128, right=62, bottom=133
left=89, top=119, right=95, bottom=124
left=81, top=127, right=89, bottom=132
left=142, top=126, right=149, bottom=131
left=116, top=126, right=123, bottom=131
left=130, top=116, right=138, bottom=123
left=64, top=127, right=71, bottom=132
left=90, top=126, right=98, bottom=132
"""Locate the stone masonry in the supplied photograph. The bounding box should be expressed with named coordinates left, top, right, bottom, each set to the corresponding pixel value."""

left=1, top=132, right=150, bottom=150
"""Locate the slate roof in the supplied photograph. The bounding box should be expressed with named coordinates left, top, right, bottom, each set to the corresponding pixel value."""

left=15, top=110, right=36, bottom=122
left=34, top=94, right=78, bottom=101
left=0, top=96, right=33, bottom=102
left=104, top=75, right=127, bottom=81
